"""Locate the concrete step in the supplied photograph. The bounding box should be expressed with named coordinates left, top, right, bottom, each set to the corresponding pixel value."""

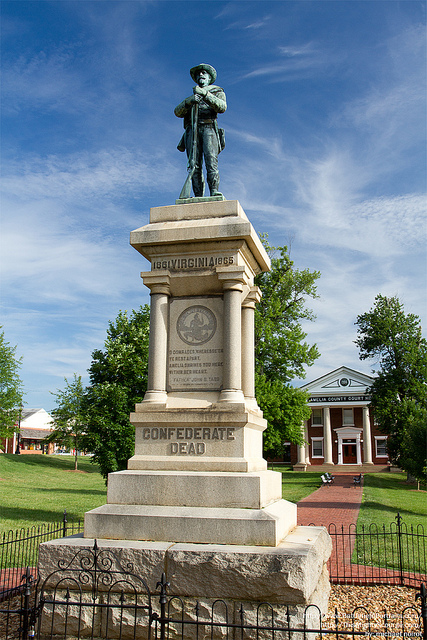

left=293, top=464, right=390, bottom=473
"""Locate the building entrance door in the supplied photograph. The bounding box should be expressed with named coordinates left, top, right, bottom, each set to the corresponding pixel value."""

left=343, top=442, right=357, bottom=464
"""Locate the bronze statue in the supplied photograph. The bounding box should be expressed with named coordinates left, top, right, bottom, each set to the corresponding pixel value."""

left=175, top=64, right=226, bottom=199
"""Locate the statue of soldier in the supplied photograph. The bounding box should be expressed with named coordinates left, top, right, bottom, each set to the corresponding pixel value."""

left=175, top=63, right=226, bottom=198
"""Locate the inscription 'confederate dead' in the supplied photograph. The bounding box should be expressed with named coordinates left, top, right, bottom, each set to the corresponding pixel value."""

left=142, top=426, right=235, bottom=456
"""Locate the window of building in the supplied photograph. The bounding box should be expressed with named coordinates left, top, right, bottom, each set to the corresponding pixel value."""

left=375, top=437, right=388, bottom=457
left=312, top=408, right=323, bottom=425
left=283, top=443, right=291, bottom=463
left=312, top=437, right=324, bottom=458
left=342, top=408, right=354, bottom=425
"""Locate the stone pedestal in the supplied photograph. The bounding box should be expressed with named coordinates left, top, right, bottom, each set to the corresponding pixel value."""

left=38, top=527, right=332, bottom=634
left=40, top=199, right=331, bottom=623
left=85, top=199, right=298, bottom=547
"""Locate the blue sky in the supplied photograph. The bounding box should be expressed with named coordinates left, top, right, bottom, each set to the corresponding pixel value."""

left=1, top=0, right=426, bottom=412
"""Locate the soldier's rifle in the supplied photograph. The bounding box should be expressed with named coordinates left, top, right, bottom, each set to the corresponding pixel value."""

left=179, top=101, right=199, bottom=200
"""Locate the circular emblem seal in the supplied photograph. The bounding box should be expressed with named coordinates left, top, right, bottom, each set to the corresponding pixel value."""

left=340, top=378, right=349, bottom=387
left=176, top=305, right=217, bottom=345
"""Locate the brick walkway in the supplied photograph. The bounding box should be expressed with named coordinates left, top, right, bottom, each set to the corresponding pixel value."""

left=297, top=473, right=363, bottom=527
left=296, top=474, right=425, bottom=587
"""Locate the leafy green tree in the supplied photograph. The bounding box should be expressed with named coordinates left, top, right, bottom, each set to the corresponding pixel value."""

left=0, top=327, right=24, bottom=439
left=254, top=237, right=321, bottom=456
left=47, top=374, right=88, bottom=471
left=398, top=401, right=427, bottom=488
left=355, top=295, right=427, bottom=479
left=84, top=306, right=150, bottom=480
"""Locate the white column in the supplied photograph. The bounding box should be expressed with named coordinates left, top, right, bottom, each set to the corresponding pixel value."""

left=337, top=435, right=343, bottom=465
left=241, top=287, right=261, bottom=407
left=363, top=406, right=373, bottom=464
left=297, top=422, right=307, bottom=465
left=217, top=267, right=246, bottom=403
left=141, top=272, right=170, bottom=403
left=356, top=433, right=362, bottom=465
left=323, top=406, right=334, bottom=464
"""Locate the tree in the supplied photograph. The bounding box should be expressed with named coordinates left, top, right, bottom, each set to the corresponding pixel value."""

left=355, top=295, right=427, bottom=481
left=47, top=374, right=88, bottom=471
left=254, top=237, right=321, bottom=456
left=84, top=306, right=150, bottom=480
left=0, top=327, right=24, bottom=440
left=398, top=401, right=427, bottom=488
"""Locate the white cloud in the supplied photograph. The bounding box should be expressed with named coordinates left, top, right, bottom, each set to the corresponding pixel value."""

left=2, top=47, right=92, bottom=114
left=3, top=149, right=178, bottom=203
left=244, top=16, right=272, bottom=30
left=278, top=43, right=317, bottom=57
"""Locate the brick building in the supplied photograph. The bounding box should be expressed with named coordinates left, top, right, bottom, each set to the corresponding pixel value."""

left=292, top=366, right=389, bottom=471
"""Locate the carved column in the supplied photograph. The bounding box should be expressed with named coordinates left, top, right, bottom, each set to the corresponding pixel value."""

left=323, top=406, right=334, bottom=464
left=217, top=267, right=246, bottom=403
left=297, top=421, right=309, bottom=466
left=141, top=272, right=170, bottom=403
left=241, top=286, right=261, bottom=406
left=363, top=406, right=373, bottom=464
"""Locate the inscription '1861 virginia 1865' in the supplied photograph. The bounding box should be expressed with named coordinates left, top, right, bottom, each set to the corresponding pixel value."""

left=152, top=255, right=234, bottom=270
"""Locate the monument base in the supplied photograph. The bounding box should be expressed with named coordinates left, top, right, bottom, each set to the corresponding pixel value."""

left=175, top=194, right=225, bottom=204
left=84, top=499, right=296, bottom=547
left=84, top=469, right=297, bottom=546
left=38, top=526, right=331, bottom=635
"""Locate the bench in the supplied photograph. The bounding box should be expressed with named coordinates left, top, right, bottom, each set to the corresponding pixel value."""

left=321, top=474, right=332, bottom=486
left=353, top=473, right=363, bottom=486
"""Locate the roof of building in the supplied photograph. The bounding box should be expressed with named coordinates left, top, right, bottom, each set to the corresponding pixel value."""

left=300, top=366, right=374, bottom=391
left=20, top=428, right=52, bottom=440
left=21, top=409, right=42, bottom=419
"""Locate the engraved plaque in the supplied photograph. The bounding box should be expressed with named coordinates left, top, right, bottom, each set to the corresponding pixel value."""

left=168, top=297, right=223, bottom=391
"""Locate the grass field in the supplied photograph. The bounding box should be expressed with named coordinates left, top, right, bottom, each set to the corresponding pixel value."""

left=352, top=473, right=426, bottom=573
left=0, top=454, right=107, bottom=535
left=1, top=456, right=425, bottom=534
left=1, top=455, right=425, bottom=575
left=275, top=466, right=322, bottom=502
left=274, top=465, right=426, bottom=575
left=359, top=473, right=427, bottom=527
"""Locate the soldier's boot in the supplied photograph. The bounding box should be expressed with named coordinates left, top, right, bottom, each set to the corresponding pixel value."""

left=207, top=175, right=222, bottom=197
left=192, top=172, right=205, bottom=197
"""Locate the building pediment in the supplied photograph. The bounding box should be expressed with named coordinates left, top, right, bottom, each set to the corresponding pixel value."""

left=300, top=366, right=374, bottom=404
left=334, top=426, right=362, bottom=436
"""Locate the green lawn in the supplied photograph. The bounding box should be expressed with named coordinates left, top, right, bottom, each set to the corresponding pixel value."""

left=359, top=472, right=427, bottom=528
left=2, top=458, right=424, bottom=536
left=268, top=465, right=322, bottom=502
left=351, top=473, right=426, bottom=573
left=1, top=456, right=425, bottom=575
left=274, top=466, right=426, bottom=575
left=0, top=454, right=107, bottom=535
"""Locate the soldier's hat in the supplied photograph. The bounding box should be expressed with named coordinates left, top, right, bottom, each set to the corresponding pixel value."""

left=190, top=63, right=217, bottom=84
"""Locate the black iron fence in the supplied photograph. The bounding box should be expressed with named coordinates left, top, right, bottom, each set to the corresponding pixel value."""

left=1, top=511, right=425, bottom=602
left=0, top=511, right=83, bottom=599
left=316, top=513, right=427, bottom=588
left=1, top=542, right=425, bottom=639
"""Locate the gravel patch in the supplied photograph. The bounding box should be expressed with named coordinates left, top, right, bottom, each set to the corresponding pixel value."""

left=324, top=584, right=423, bottom=637
left=1, top=584, right=424, bottom=638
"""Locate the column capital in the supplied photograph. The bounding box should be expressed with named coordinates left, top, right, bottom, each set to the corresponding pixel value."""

left=216, top=266, right=246, bottom=291
left=242, top=286, right=262, bottom=308
left=140, top=270, right=171, bottom=296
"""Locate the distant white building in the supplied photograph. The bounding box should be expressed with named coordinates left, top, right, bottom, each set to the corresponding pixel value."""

left=2, top=408, right=55, bottom=454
